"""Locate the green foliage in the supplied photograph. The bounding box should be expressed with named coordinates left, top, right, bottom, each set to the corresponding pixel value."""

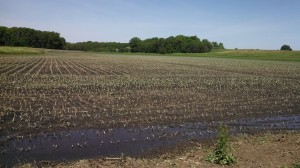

left=169, top=49, right=300, bottom=62
left=129, top=37, right=143, bottom=53
left=65, top=41, right=129, bottom=52
left=205, top=125, right=236, bottom=165
left=283, top=162, right=300, bottom=168
left=281, top=44, right=292, bottom=51
left=129, top=35, right=223, bottom=54
left=0, top=26, right=66, bottom=49
left=290, top=163, right=300, bottom=168
left=291, top=162, right=300, bottom=168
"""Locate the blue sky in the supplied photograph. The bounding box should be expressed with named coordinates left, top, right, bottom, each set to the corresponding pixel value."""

left=0, top=0, right=299, bottom=50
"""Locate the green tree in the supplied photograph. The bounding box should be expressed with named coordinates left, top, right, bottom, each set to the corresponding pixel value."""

left=127, top=35, right=219, bottom=54
left=201, top=39, right=213, bottom=52
left=0, top=26, right=8, bottom=45
left=219, top=43, right=224, bottom=49
left=0, top=26, right=66, bottom=49
left=212, top=42, right=219, bottom=48
left=129, top=37, right=142, bottom=52
left=281, top=44, right=292, bottom=51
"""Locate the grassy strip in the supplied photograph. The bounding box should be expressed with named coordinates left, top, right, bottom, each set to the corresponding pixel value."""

left=172, top=49, right=300, bottom=62
left=97, top=49, right=300, bottom=62
left=0, top=46, right=45, bottom=55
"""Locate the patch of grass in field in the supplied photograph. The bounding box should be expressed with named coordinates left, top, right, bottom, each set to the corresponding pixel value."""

left=172, top=49, right=300, bottom=62
left=100, top=49, right=300, bottom=62
left=283, top=162, right=300, bottom=168
left=0, top=46, right=45, bottom=55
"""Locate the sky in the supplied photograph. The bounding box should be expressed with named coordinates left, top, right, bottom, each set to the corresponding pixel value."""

left=0, top=0, right=299, bottom=50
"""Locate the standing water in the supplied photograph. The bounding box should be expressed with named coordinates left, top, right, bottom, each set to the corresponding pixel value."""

left=0, top=114, right=300, bottom=166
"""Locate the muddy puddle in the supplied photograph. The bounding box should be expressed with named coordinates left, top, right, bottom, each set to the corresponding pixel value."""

left=1, top=114, right=300, bottom=166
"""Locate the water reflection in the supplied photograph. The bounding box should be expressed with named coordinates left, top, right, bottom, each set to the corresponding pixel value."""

left=0, top=114, right=299, bottom=166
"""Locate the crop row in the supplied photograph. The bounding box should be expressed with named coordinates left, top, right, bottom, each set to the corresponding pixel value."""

left=0, top=53, right=300, bottom=139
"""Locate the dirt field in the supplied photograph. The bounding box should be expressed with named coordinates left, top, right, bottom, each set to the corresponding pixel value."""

left=1, top=51, right=299, bottom=136
left=0, top=51, right=300, bottom=166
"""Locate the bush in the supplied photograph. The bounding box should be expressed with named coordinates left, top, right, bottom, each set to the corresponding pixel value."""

left=205, top=125, right=236, bottom=165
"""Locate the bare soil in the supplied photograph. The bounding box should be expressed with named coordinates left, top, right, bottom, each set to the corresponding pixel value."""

left=1, top=53, right=300, bottom=167
left=1, top=53, right=300, bottom=139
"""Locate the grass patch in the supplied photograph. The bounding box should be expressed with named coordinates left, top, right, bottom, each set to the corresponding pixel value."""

left=103, top=49, right=300, bottom=62
left=283, top=162, right=300, bottom=168
left=171, top=49, right=300, bottom=62
left=0, top=46, right=45, bottom=55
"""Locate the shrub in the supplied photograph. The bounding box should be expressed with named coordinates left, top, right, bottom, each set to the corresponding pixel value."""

left=205, top=124, right=236, bottom=165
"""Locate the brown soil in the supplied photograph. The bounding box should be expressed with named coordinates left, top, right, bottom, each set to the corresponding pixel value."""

left=1, top=53, right=300, bottom=139
left=17, top=132, right=300, bottom=168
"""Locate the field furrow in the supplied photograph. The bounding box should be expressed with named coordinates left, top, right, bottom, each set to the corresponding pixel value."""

left=49, top=57, right=53, bottom=75
left=0, top=51, right=299, bottom=145
left=35, top=58, right=49, bottom=75
left=77, top=61, right=108, bottom=75
left=61, top=58, right=83, bottom=75
left=25, top=57, right=47, bottom=75
left=5, top=57, right=40, bottom=75
left=53, top=58, right=63, bottom=75
left=56, top=58, right=72, bottom=75
left=70, top=60, right=97, bottom=75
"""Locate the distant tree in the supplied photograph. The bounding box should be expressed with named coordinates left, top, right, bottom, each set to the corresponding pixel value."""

left=280, top=44, right=292, bottom=51
left=65, top=41, right=129, bottom=52
left=129, top=37, right=142, bottom=52
left=127, top=35, right=222, bottom=54
left=164, top=36, right=175, bottom=53
left=201, top=39, right=213, bottom=52
left=219, top=43, right=225, bottom=49
left=0, top=26, right=66, bottom=49
left=0, top=26, right=7, bottom=45
left=212, top=42, right=219, bottom=48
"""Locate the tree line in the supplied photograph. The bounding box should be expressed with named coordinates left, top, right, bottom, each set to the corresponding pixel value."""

left=0, top=26, right=66, bottom=49
left=0, top=26, right=225, bottom=53
left=129, top=35, right=224, bottom=54
left=65, top=41, right=129, bottom=52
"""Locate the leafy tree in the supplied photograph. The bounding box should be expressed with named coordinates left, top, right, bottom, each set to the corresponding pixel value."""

left=0, top=26, right=66, bottom=49
left=219, top=43, right=224, bottom=49
left=129, top=37, right=142, bottom=52
left=127, top=35, right=222, bottom=54
left=65, top=41, right=129, bottom=52
left=0, top=26, right=8, bottom=45
left=212, top=42, right=219, bottom=48
left=201, top=39, right=213, bottom=52
left=281, top=44, right=292, bottom=51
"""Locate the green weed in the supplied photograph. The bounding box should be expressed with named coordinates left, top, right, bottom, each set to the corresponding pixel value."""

left=205, top=125, right=236, bottom=165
